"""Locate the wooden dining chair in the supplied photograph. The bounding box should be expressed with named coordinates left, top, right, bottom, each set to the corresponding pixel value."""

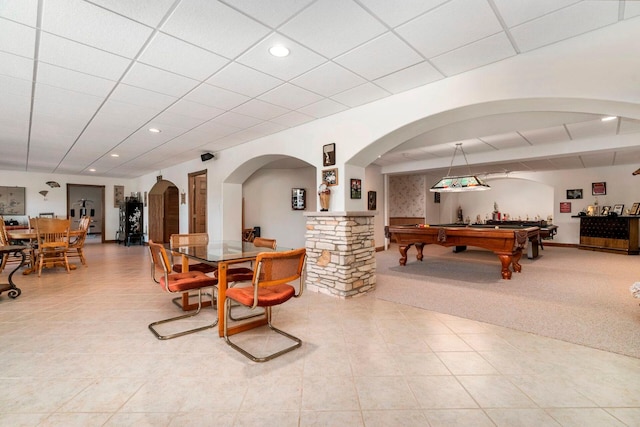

left=66, top=216, right=90, bottom=266
left=224, top=247, right=306, bottom=362
left=148, top=240, right=218, bottom=340
left=34, top=218, right=71, bottom=277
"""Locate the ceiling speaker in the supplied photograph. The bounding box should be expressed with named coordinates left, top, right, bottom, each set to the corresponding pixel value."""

left=201, top=152, right=215, bottom=162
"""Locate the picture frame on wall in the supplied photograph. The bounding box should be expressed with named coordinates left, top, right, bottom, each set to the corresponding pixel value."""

left=566, top=189, right=583, bottom=199
left=322, top=168, right=338, bottom=186
left=0, top=186, right=26, bottom=215
left=291, top=188, right=306, bottom=210
left=350, top=179, right=361, bottom=199
left=323, top=143, right=336, bottom=166
left=560, top=202, right=571, bottom=213
left=613, top=204, right=624, bottom=215
left=592, top=182, right=606, bottom=196
left=114, top=185, right=124, bottom=207
left=368, top=191, right=376, bottom=210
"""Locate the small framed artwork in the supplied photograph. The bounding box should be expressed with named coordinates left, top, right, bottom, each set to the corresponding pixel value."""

left=434, top=192, right=440, bottom=204
left=368, top=191, right=377, bottom=210
left=560, top=202, right=571, bottom=213
left=601, top=205, right=611, bottom=216
left=350, top=179, right=361, bottom=199
left=144, top=191, right=148, bottom=207
left=114, top=185, right=124, bottom=207
left=592, top=182, right=606, bottom=196
left=566, top=189, right=583, bottom=199
left=323, top=143, right=336, bottom=166
left=613, top=204, right=624, bottom=215
left=630, top=203, right=640, bottom=215
left=291, top=188, right=306, bottom=210
left=322, top=168, right=338, bottom=186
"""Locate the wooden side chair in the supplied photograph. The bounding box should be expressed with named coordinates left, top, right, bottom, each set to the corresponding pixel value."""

left=34, top=218, right=71, bottom=277
left=147, top=240, right=218, bottom=340
left=224, top=247, right=306, bottom=362
left=66, top=216, right=90, bottom=266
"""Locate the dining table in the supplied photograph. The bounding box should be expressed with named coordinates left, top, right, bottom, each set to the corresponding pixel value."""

left=7, top=229, right=85, bottom=275
left=175, top=240, right=291, bottom=337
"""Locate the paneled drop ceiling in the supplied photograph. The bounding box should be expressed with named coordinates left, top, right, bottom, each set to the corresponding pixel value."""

left=0, top=0, right=639, bottom=178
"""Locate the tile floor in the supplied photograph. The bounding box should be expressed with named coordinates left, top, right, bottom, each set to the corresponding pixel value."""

left=1, top=243, right=639, bottom=426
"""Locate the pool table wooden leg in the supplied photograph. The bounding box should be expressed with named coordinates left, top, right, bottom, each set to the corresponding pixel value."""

left=497, top=254, right=513, bottom=279
left=398, top=244, right=412, bottom=266
left=415, top=243, right=425, bottom=262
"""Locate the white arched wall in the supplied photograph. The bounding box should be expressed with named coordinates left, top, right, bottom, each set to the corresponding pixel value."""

left=137, top=17, right=640, bottom=243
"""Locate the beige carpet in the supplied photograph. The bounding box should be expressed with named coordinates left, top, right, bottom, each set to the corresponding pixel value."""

left=374, top=244, right=640, bottom=359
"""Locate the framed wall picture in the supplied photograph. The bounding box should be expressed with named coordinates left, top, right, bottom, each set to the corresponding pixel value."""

left=560, top=202, right=571, bottom=213
left=613, top=204, right=624, bottom=215
left=350, top=179, right=361, bottom=199
left=368, top=191, right=377, bottom=210
left=566, top=189, right=583, bottom=199
left=0, top=186, right=26, bottom=215
left=114, top=185, right=125, bottom=207
left=592, top=182, right=606, bottom=196
left=434, top=192, right=441, bottom=204
left=322, top=168, right=338, bottom=186
left=323, top=143, right=336, bottom=166
left=291, top=188, right=306, bottom=210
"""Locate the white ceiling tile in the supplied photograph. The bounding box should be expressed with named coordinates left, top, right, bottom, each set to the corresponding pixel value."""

left=0, top=17, right=36, bottom=58
left=246, top=121, right=288, bottom=137
left=297, top=98, right=349, bottom=119
left=0, top=2, right=38, bottom=26
left=492, top=0, right=580, bottom=27
left=221, top=0, right=314, bottom=28
left=0, top=51, right=33, bottom=80
left=431, top=33, right=516, bottom=76
left=96, top=99, right=163, bottom=130
left=88, top=0, right=176, bottom=27
left=138, top=32, right=229, bottom=80
left=0, top=74, right=32, bottom=98
left=511, top=1, right=619, bottom=52
left=210, top=111, right=262, bottom=129
left=37, top=62, right=116, bottom=98
left=580, top=152, right=614, bottom=168
left=619, top=119, right=640, bottom=135
left=162, top=0, right=270, bottom=58
left=291, top=62, right=366, bottom=97
left=374, top=61, right=443, bottom=94
left=625, top=1, right=640, bottom=19
left=331, top=83, right=389, bottom=108
left=184, top=84, right=249, bottom=110
left=236, top=33, right=326, bottom=81
left=334, top=33, right=423, bottom=80
left=150, top=111, right=207, bottom=130
left=42, top=0, right=153, bottom=58
left=269, top=110, right=315, bottom=128
left=0, top=92, right=30, bottom=128
left=39, top=33, right=131, bottom=80
left=548, top=156, right=584, bottom=170
left=396, top=0, right=503, bottom=58
left=520, top=125, right=570, bottom=145
left=565, top=118, right=618, bottom=140
left=231, top=99, right=290, bottom=120
left=206, top=62, right=282, bottom=97
left=192, top=120, right=239, bottom=140
left=357, top=0, right=449, bottom=27
left=123, top=62, right=199, bottom=97
left=258, top=83, right=323, bottom=110
left=35, top=83, right=104, bottom=112
left=279, top=0, right=386, bottom=58
left=480, top=132, right=530, bottom=150
left=167, top=99, right=225, bottom=121
left=110, top=84, right=177, bottom=110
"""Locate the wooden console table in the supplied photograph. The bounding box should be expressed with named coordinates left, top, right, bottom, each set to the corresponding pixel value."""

left=0, top=245, right=26, bottom=299
left=578, top=215, right=639, bottom=255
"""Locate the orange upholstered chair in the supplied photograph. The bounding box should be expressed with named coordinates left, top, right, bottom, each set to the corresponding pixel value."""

left=148, top=240, right=218, bottom=340
left=224, top=247, right=306, bottom=362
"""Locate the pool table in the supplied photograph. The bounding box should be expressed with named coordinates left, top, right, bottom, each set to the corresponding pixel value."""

left=386, top=224, right=541, bottom=279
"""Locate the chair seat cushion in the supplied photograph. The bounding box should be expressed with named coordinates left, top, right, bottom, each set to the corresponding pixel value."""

left=226, top=284, right=295, bottom=307
left=172, top=263, right=217, bottom=274
left=214, top=267, right=254, bottom=283
left=161, top=271, right=217, bottom=293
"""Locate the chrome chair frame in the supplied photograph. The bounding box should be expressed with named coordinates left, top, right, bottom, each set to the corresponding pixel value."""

left=223, top=248, right=306, bottom=362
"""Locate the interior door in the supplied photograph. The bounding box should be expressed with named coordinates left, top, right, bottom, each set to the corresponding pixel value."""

left=189, top=170, right=207, bottom=233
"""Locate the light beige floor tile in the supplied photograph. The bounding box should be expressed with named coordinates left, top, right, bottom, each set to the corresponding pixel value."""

left=407, top=376, right=477, bottom=409
left=354, top=376, right=419, bottom=410
left=300, top=410, right=364, bottom=426
left=361, top=409, right=429, bottom=426
left=436, top=351, right=499, bottom=375
left=545, top=408, right=626, bottom=427
left=485, top=408, right=561, bottom=426
left=233, top=411, right=299, bottom=427
left=424, top=409, right=495, bottom=427
left=457, top=375, right=537, bottom=408
left=301, top=376, right=360, bottom=411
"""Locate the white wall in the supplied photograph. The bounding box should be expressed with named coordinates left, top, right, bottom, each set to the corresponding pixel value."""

left=243, top=167, right=316, bottom=249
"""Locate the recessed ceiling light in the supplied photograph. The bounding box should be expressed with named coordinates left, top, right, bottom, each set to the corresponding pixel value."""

left=148, top=128, right=161, bottom=133
left=601, top=116, right=617, bottom=122
left=110, top=153, right=119, bottom=157
left=269, top=45, right=290, bottom=57
left=89, top=168, right=96, bottom=172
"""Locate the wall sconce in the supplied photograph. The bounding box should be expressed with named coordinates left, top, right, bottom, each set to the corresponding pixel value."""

left=181, top=191, right=186, bottom=204
left=39, top=190, right=48, bottom=200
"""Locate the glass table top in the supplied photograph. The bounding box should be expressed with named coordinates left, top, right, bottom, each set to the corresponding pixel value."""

left=176, top=240, right=290, bottom=263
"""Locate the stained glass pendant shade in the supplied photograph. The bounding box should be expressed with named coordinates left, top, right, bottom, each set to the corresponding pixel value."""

left=429, top=143, right=491, bottom=193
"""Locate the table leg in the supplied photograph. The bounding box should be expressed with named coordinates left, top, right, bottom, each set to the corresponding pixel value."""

left=497, top=254, right=513, bottom=280
left=0, top=250, right=24, bottom=298
left=398, top=244, right=412, bottom=265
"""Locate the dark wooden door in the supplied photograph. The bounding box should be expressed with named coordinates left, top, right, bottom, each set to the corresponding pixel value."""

left=189, top=171, right=207, bottom=233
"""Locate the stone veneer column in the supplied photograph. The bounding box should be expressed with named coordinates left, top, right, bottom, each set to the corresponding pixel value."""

left=303, top=211, right=376, bottom=298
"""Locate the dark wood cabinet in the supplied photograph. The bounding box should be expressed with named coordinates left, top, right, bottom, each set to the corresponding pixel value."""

left=578, top=216, right=639, bottom=254
left=118, top=199, right=144, bottom=246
